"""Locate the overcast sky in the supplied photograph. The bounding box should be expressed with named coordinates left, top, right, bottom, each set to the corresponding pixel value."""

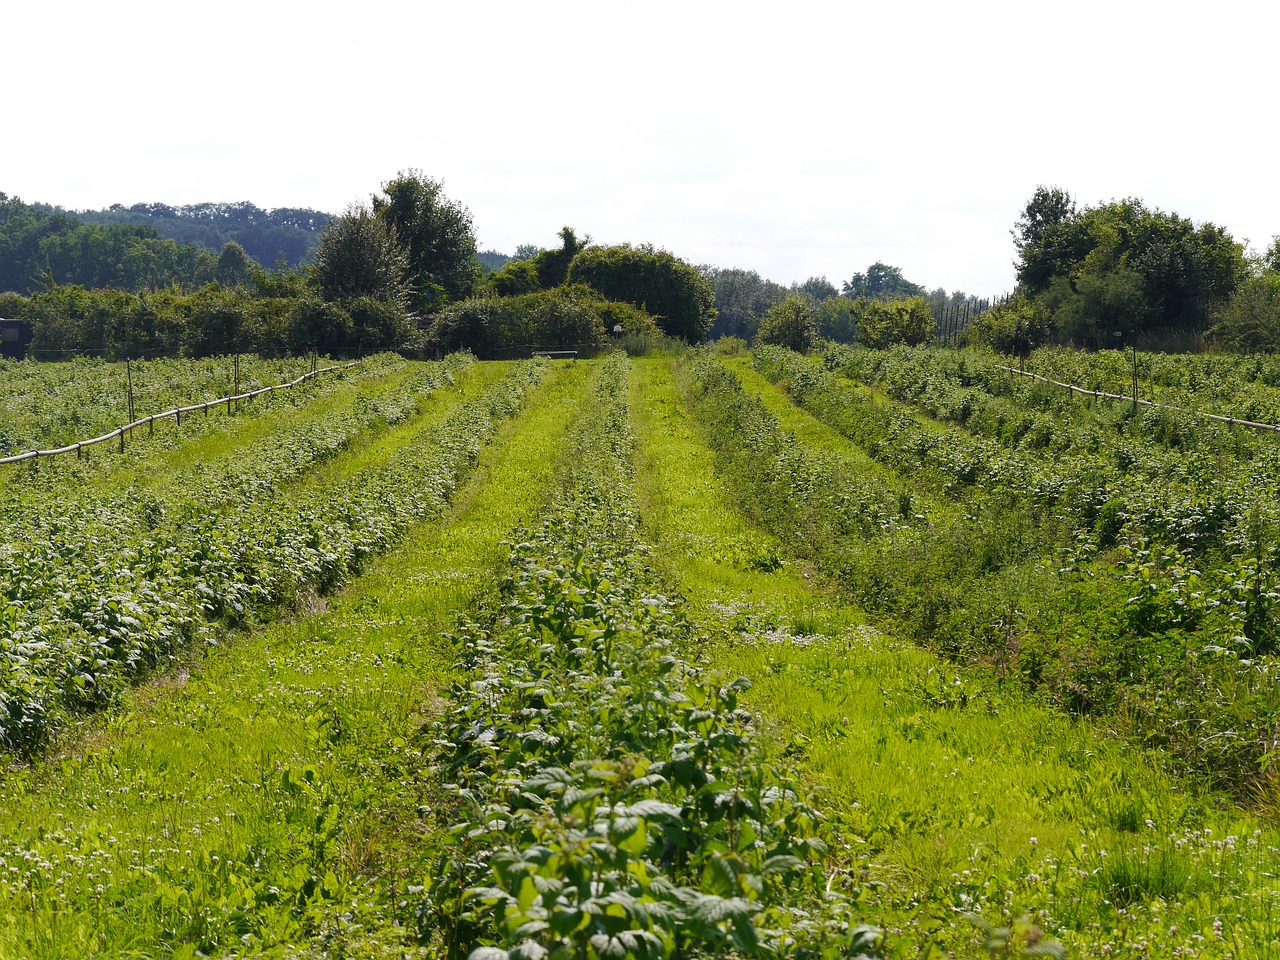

left=8, top=1, right=1278, bottom=296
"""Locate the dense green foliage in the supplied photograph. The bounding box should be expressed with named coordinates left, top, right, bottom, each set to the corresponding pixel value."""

left=71, top=200, right=330, bottom=268
left=2, top=277, right=413, bottom=358
left=702, top=267, right=788, bottom=341
left=311, top=205, right=411, bottom=307
left=373, top=170, right=479, bottom=309
left=841, top=262, right=924, bottom=301
left=1013, top=186, right=1247, bottom=344
left=0, top=176, right=487, bottom=358
left=854, top=297, right=933, bottom=348
left=570, top=244, right=716, bottom=342
left=963, top=292, right=1052, bottom=355
left=0, top=192, right=221, bottom=294
left=1209, top=271, right=1280, bottom=351
left=704, top=264, right=975, bottom=346
left=755, top=293, right=818, bottom=352
left=811, top=295, right=863, bottom=344
left=425, top=285, right=660, bottom=355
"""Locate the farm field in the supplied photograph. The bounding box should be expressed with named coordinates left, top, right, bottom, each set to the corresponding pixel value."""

left=2, top=349, right=1280, bottom=958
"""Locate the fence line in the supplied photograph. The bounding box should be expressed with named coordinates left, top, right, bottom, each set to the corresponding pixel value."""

left=0, top=360, right=361, bottom=467
left=993, top=364, right=1280, bottom=434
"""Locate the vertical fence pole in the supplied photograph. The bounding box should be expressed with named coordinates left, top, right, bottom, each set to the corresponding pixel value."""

left=1132, top=344, right=1139, bottom=412
left=126, top=358, right=136, bottom=424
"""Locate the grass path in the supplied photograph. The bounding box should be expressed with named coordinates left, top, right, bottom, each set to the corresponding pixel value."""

left=0, top=360, right=590, bottom=959
left=629, top=356, right=1280, bottom=958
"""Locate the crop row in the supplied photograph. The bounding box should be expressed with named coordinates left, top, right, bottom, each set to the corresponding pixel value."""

left=823, top=343, right=1259, bottom=461
left=683, top=350, right=1280, bottom=795
left=418, top=354, right=878, bottom=960
left=0, top=352, right=417, bottom=509
left=0, top=353, right=365, bottom=455
left=755, top=346, right=1270, bottom=561
left=0, top=353, right=473, bottom=547
left=0, top=359, right=545, bottom=752
left=1025, top=346, right=1280, bottom=427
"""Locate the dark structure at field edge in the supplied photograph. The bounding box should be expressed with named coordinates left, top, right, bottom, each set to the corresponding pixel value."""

left=0, top=320, right=32, bottom=360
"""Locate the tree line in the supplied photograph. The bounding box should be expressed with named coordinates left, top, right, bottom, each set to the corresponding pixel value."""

left=5, top=175, right=1277, bottom=359
left=72, top=201, right=331, bottom=269
left=968, top=186, right=1280, bottom=355
left=0, top=173, right=718, bottom=358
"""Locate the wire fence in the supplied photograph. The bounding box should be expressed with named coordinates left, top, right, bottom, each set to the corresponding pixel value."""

left=0, top=359, right=362, bottom=466
left=932, top=294, right=1013, bottom=346
left=994, top=363, right=1280, bottom=434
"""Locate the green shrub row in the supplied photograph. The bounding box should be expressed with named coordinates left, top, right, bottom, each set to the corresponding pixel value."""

left=418, top=354, right=879, bottom=960
left=0, top=357, right=541, bottom=752
left=683, top=350, right=1280, bottom=796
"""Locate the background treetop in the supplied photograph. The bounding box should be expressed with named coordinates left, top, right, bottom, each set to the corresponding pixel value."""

left=372, top=170, right=479, bottom=311
left=842, top=261, right=926, bottom=301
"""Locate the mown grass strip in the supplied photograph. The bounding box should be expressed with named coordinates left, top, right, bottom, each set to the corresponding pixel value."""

left=0, top=359, right=591, bottom=959
left=639, top=356, right=1280, bottom=959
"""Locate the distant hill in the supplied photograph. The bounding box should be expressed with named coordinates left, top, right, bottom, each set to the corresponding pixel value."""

left=64, top=201, right=333, bottom=268
left=1, top=192, right=217, bottom=294
left=477, top=249, right=510, bottom=273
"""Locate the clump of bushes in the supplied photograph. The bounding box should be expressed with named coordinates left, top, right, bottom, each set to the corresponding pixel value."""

left=857, top=296, right=933, bottom=348
left=965, top=293, right=1053, bottom=356
left=424, top=284, right=659, bottom=355
left=756, top=293, right=818, bottom=352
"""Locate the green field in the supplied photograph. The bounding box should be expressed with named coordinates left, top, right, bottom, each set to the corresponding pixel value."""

left=4, top=348, right=1280, bottom=959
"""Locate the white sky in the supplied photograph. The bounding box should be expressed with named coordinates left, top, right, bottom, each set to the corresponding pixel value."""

left=7, top=0, right=1279, bottom=296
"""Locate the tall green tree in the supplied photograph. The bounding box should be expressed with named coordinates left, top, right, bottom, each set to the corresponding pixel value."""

left=215, top=241, right=255, bottom=287
left=811, top=295, right=863, bottom=343
left=373, top=171, right=477, bottom=310
left=701, top=267, right=787, bottom=340
left=311, top=205, right=410, bottom=308
left=1013, top=187, right=1246, bottom=342
left=1012, top=186, right=1084, bottom=294
left=794, top=276, right=838, bottom=303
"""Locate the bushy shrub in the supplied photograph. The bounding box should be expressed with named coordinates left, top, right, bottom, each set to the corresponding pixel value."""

left=756, top=293, right=818, bottom=352
left=1208, top=273, right=1280, bottom=352
left=965, top=293, right=1053, bottom=356
left=857, top=296, right=933, bottom=348
left=812, top=295, right=862, bottom=343
left=488, top=258, right=541, bottom=297
left=425, top=285, right=659, bottom=354
left=714, top=336, right=748, bottom=355
left=569, top=243, right=716, bottom=342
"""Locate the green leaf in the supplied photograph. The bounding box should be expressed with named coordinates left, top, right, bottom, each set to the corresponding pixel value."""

left=701, top=856, right=740, bottom=898
left=510, top=941, right=548, bottom=960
